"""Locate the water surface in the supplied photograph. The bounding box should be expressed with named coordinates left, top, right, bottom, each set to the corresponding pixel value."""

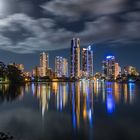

left=0, top=81, right=140, bottom=140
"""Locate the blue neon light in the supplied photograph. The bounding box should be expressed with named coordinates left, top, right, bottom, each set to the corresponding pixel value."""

left=88, top=45, right=91, bottom=51
left=106, top=56, right=115, bottom=60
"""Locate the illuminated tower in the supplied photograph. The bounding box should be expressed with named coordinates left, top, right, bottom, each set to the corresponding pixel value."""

left=55, top=56, right=63, bottom=78
left=62, top=58, right=68, bottom=77
left=114, top=63, right=121, bottom=79
left=32, top=66, right=41, bottom=77
left=102, top=56, right=115, bottom=80
left=40, top=52, right=49, bottom=77
left=70, top=38, right=80, bottom=78
left=55, top=56, right=68, bottom=77
left=82, top=46, right=93, bottom=78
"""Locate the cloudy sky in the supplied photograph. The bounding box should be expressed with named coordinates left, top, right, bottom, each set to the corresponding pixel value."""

left=0, top=0, right=140, bottom=72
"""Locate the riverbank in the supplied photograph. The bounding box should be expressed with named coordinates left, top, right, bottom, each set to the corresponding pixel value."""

left=0, top=78, right=140, bottom=84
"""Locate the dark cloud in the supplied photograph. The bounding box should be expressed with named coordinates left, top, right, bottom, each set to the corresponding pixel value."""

left=0, top=0, right=34, bottom=18
left=0, top=0, right=140, bottom=53
left=42, top=0, right=127, bottom=20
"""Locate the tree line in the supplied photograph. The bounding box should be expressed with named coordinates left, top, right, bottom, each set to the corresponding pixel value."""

left=0, top=61, right=24, bottom=83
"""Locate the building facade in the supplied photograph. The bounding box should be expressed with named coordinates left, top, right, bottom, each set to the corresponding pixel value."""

left=62, top=58, right=68, bottom=77
left=55, top=56, right=63, bottom=78
left=40, top=52, right=49, bottom=77
left=102, top=56, right=116, bottom=80
left=32, top=66, right=41, bottom=77
left=82, top=46, right=93, bottom=78
left=114, top=63, right=121, bottom=79
left=55, top=56, right=68, bottom=78
left=70, top=38, right=80, bottom=78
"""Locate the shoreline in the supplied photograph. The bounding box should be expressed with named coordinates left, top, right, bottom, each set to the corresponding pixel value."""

left=0, top=80, right=140, bottom=84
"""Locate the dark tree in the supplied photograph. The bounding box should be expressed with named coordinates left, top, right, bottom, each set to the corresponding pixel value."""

left=6, top=65, right=24, bottom=83
left=0, top=61, right=6, bottom=78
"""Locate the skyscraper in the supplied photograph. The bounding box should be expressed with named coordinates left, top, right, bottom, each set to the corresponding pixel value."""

left=55, top=56, right=68, bottom=78
left=62, top=58, right=68, bottom=77
left=82, top=46, right=93, bottom=78
left=102, top=56, right=116, bottom=80
left=40, top=52, right=49, bottom=77
left=55, top=56, right=63, bottom=78
left=32, top=66, right=41, bottom=77
left=70, top=38, right=80, bottom=79
left=114, top=63, right=121, bottom=79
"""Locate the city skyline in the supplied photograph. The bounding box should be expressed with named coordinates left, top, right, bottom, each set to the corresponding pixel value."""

left=0, top=1, right=140, bottom=140
left=0, top=40, right=140, bottom=75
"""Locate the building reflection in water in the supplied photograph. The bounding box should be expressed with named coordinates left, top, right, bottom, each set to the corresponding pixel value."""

left=94, top=81, right=137, bottom=114
left=128, top=83, right=136, bottom=104
left=94, top=80, right=101, bottom=97
left=0, top=81, right=137, bottom=121
left=124, top=84, right=128, bottom=104
left=52, top=82, right=68, bottom=111
left=101, top=81, right=106, bottom=103
left=114, top=82, right=120, bottom=104
left=70, top=81, right=94, bottom=130
left=0, top=84, right=24, bottom=102
left=32, top=83, right=50, bottom=118
left=106, top=93, right=115, bottom=114
left=106, top=82, right=115, bottom=114
left=30, top=81, right=137, bottom=129
left=32, top=83, right=35, bottom=96
left=40, top=84, right=49, bottom=118
left=31, top=82, right=69, bottom=118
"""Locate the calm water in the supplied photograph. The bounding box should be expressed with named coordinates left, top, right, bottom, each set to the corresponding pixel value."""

left=0, top=81, right=140, bottom=140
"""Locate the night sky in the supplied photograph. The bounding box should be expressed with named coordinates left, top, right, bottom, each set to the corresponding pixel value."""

left=0, top=0, right=140, bottom=73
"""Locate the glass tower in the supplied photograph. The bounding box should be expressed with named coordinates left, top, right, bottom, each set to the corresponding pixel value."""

left=70, top=38, right=80, bottom=79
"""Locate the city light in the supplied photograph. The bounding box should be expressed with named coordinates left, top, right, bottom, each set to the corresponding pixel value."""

left=0, top=0, right=140, bottom=138
left=106, top=94, right=115, bottom=114
left=106, top=55, right=115, bottom=59
left=0, top=38, right=139, bottom=83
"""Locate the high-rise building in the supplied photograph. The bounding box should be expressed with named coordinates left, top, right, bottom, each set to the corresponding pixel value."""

left=62, top=58, right=68, bottom=77
left=70, top=38, right=80, bottom=78
left=47, top=68, right=55, bottom=79
left=55, top=56, right=68, bottom=78
left=40, top=52, right=49, bottom=77
left=114, top=63, right=121, bottom=79
left=55, top=56, right=63, bottom=78
left=102, top=56, right=116, bottom=80
left=102, top=61, right=107, bottom=77
left=82, top=46, right=93, bottom=78
left=32, top=66, right=41, bottom=77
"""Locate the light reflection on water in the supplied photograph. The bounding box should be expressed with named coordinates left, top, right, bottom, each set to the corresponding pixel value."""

left=0, top=81, right=139, bottom=140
